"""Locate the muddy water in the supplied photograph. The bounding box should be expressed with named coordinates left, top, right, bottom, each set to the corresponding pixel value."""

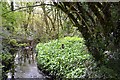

left=14, top=60, right=45, bottom=78
left=7, top=50, right=47, bottom=79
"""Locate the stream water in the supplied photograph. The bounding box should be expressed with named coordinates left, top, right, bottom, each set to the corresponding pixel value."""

left=7, top=48, right=48, bottom=79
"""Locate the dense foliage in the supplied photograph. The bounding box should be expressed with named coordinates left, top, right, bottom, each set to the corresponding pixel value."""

left=1, top=38, right=19, bottom=80
left=36, top=36, right=120, bottom=79
left=54, top=2, right=120, bottom=78
left=1, top=1, right=120, bottom=79
left=1, top=2, right=79, bottom=79
left=36, top=37, right=92, bottom=78
left=1, top=53, right=13, bottom=79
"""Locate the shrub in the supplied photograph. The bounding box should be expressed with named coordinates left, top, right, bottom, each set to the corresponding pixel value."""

left=36, top=36, right=91, bottom=78
left=1, top=53, right=14, bottom=80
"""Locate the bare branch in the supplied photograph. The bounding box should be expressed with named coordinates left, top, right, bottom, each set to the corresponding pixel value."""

left=2, top=3, right=54, bottom=16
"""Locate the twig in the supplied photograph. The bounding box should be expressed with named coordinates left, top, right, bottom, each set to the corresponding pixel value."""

left=2, top=3, right=54, bottom=16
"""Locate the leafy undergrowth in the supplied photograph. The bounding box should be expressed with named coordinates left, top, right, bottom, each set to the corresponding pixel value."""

left=36, top=36, right=92, bottom=78
left=1, top=53, right=14, bottom=80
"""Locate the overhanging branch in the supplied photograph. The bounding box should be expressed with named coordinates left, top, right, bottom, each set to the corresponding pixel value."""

left=2, top=3, right=54, bottom=16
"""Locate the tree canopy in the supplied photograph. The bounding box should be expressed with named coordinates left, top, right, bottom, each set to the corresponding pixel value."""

left=1, top=1, right=120, bottom=79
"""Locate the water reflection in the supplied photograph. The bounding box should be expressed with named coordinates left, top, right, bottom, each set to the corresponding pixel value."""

left=7, top=48, right=46, bottom=79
